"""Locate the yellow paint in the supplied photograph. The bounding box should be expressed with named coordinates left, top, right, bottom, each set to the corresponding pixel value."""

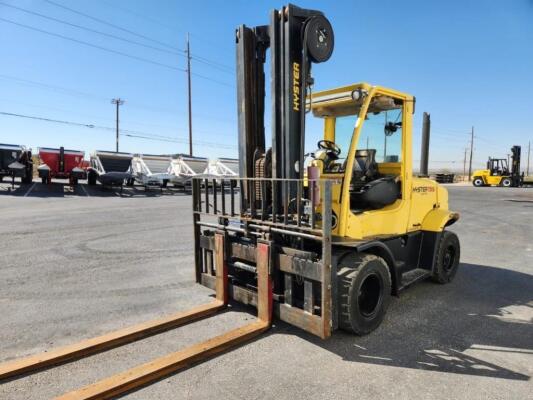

left=309, top=83, right=459, bottom=239
left=471, top=169, right=506, bottom=186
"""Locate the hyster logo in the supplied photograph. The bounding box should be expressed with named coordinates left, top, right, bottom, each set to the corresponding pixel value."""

left=293, top=62, right=300, bottom=111
left=413, top=186, right=436, bottom=193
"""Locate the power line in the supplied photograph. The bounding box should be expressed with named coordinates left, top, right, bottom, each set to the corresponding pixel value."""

left=0, top=2, right=185, bottom=57
left=0, top=17, right=234, bottom=87
left=43, top=0, right=182, bottom=52
left=0, top=16, right=186, bottom=72
left=191, top=55, right=234, bottom=74
left=0, top=74, right=237, bottom=122
left=1, top=2, right=236, bottom=79
left=0, top=73, right=108, bottom=101
left=98, top=0, right=234, bottom=71
left=0, top=110, right=237, bottom=149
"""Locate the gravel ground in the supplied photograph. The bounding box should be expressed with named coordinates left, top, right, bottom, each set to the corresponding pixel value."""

left=0, top=181, right=532, bottom=399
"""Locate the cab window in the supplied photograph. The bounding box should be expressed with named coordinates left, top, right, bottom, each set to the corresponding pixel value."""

left=359, top=108, right=402, bottom=163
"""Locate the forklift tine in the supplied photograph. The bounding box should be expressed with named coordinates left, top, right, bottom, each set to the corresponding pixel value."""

left=55, top=242, right=273, bottom=400
left=0, top=301, right=225, bottom=381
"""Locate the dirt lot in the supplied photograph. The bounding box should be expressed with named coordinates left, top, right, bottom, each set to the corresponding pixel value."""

left=0, top=181, right=532, bottom=399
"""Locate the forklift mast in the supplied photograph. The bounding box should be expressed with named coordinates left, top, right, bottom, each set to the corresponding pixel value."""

left=510, top=145, right=523, bottom=186
left=236, top=4, right=334, bottom=204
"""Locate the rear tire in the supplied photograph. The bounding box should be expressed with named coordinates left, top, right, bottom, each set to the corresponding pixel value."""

left=431, top=231, right=460, bottom=284
left=472, top=177, right=484, bottom=187
left=337, top=253, right=391, bottom=335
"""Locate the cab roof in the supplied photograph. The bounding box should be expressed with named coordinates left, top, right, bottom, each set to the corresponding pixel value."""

left=309, top=82, right=413, bottom=118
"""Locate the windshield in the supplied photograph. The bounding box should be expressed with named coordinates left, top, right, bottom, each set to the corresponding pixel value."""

left=334, top=115, right=357, bottom=164
left=359, top=108, right=403, bottom=163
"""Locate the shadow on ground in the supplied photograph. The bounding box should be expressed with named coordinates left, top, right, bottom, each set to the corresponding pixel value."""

left=269, top=263, right=532, bottom=381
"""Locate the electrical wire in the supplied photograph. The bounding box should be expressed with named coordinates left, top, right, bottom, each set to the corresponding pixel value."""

left=0, top=17, right=187, bottom=72
left=43, top=0, right=182, bottom=52
left=0, top=2, right=186, bottom=57
left=0, top=17, right=234, bottom=87
left=0, top=110, right=237, bottom=149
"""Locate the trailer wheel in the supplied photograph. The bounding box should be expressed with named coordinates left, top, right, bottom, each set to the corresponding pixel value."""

left=472, top=177, right=484, bottom=187
left=431, top=231, right=460, bottom=284
left=501, top=177, right=512, bottom=187
left=88, top=171, right=97, bottom=185
left=337, top=253, right=391, bottom=335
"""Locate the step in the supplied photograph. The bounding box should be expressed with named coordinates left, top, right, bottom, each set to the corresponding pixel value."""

left=398, top=268, right=431, bottom=292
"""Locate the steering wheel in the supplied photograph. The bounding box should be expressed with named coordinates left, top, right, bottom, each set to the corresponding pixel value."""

left=317, top=140, right=341, bottom=156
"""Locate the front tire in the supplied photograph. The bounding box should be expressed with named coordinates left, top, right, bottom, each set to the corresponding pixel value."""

left=501, top=177, right=512, bottom=187
left=338, top=253, right=391, bottom=335
left=431, top=231, right=460, bottom=284
left=472, top=177, right=484, bottom=187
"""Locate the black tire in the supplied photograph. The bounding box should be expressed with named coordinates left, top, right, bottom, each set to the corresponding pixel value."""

left=41, top=177, right=47, bottom=184
left=22, top=167, right=33, bottom=183
left=501, top=177, right=512, bottom=187
left=472, top=177, right=484, bottom=187
left=337, top=253, right=391, bottom=335
left=88, top=171, right=97, bottom=185
left=431, top=231, right=460, bottom=284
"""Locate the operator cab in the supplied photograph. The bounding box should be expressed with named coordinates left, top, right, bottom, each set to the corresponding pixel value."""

left=310, top=84, right=405, bottom=212
left=487, top=158, right=508, bottom=176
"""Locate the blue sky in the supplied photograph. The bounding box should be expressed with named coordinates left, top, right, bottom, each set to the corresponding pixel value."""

left=1, top=0, right=532, bottom=171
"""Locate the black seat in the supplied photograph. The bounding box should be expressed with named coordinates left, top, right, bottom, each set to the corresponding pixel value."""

left=347, top=149, right=400, bottom=211
left=351, top=176, right=400, bottom=211
left=349, top=149, right=379, bottom=191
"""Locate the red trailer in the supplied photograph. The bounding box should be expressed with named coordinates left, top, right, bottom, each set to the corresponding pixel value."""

left=38, top=147, right=87, bottom=185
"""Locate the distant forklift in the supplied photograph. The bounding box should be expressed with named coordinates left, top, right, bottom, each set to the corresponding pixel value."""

left=472, top=145, right=523, bottom=187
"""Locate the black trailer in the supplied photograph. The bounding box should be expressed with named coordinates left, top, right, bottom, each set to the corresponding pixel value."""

left=0, top=143, right=33, bottom=186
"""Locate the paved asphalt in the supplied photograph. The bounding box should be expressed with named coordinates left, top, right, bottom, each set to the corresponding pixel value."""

left=0, top=181, right=531, bottom=399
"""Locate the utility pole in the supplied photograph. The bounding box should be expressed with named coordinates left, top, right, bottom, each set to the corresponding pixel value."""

left=111, top=98, right=125, bottom=152
left=463, top=147, right=468, bottom=181
left=186, top=33, right=193, bottom=156
left=468, top=126, right=474, bottom=181
left=527, top=140, right=531, bottom=176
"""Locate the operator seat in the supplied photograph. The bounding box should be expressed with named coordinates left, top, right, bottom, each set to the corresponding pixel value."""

left=348, top=149, right=400, bottom=211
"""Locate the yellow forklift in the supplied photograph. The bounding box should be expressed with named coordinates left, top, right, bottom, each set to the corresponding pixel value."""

left=472, top=146, right=524, bottom=187
left=0, top=4, right=461, bottom=398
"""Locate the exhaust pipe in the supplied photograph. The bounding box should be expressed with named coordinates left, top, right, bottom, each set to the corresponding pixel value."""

left=419, top=112, right=430, bottom=177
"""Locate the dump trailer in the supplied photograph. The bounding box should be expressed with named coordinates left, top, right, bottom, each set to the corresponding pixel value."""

left=169, top=154, right=208, bottom=189
left=472, top=145, right=524, bottom=187
left=37, top=147, right=86, bottom=185
left=0, top=143, right=33, bottom=185
left=131, top=154, right=173, bottom=189
left=87, top=150, right=133, bottom=188
left=0, top=5, right=461, bottom=398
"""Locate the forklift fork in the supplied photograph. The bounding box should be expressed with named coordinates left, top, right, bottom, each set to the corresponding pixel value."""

left=0, top=233, right=273, bottom=400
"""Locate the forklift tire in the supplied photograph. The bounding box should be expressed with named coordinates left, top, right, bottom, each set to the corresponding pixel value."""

left=472, top=177, right=484, bottom=187
left=431, top=231, right=460, bottom=284
left=501, top=178, right=512, bottom=187
left=337, top=253, right=391, bottom=335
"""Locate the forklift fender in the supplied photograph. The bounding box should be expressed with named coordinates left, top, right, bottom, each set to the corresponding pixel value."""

left=421, top=209, right=459, bottom=232
left=353, top=241, right=399, bottom=295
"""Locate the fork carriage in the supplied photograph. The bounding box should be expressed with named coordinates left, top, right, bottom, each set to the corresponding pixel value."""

left=193, top=176, right=336, bottom=338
